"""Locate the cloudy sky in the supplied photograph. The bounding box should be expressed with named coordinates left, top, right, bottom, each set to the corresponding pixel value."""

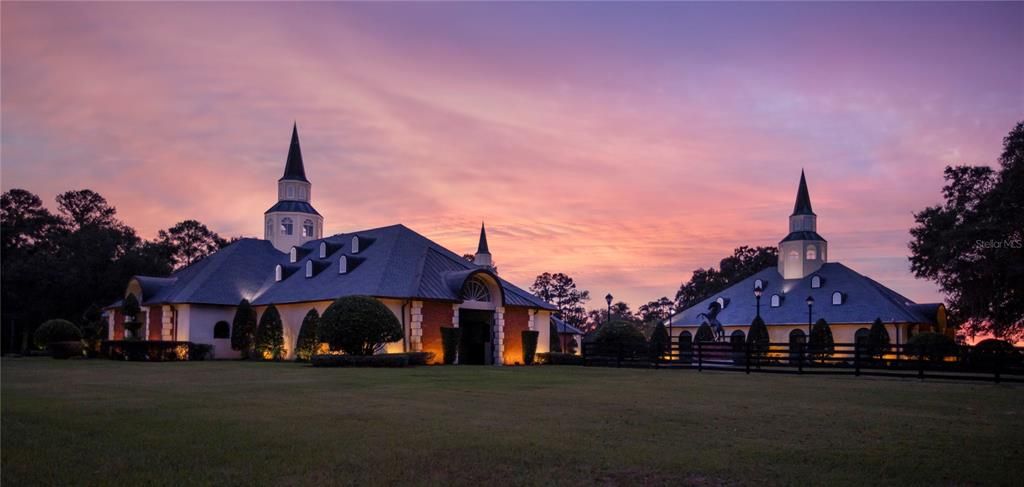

left=3, top=2, right=1021, bottom=309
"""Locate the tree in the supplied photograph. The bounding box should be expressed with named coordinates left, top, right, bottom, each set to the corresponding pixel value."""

left=230, top=299, right=258, bottom=358
left=122, top=294, right=142, bottom=339
left=638, top=297, right=674, bottom=324
left=910, top=121, right=1024, bottom=340
left=295, top=308, right=320, bottom=361
left=1, top=189, right=61, bottom=255
left=747, top=316, right=770, bottom=361
left=530, top=272, right=590, bottom=330
left=254, top=304, right=285, bottom=360
left=55, top=189, right=118, bottom=231
left=155, top=220, right=229, bottom=269
left=674, top=246, right=778, bottom=309
left=867, top=318, right=890, bottom=359
left=318, top=296, right=402, bottom=355
left=695, top=323, right=714, bottom=343
left=80, top=303, right=106, bottom=356
left=593, top=320, right=647, bottom=359
left=649, top=322, right=669, bottom=363
left=585, top=301, right=636, bottom=330
left=808, top=318, right=834, bottom=362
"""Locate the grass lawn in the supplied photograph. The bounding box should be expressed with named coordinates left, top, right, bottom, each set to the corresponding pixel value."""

left=2, top=358, right=1021, bottom=486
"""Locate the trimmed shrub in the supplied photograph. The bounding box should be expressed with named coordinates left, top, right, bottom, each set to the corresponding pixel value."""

left=33, top=319, right=82, bottom=349
left=311, top=353, right=409, bottom=367
left=230, top=299, right=258, bottom=359
left=549, top=320, right=562, bottom=353
left=867, top=318, right=891, bottom=358
left=968, top=339, right=1023, bottom=369
left=440, top=327, right=461, bottom=364
left=905, top=332, right=958, bottom=362
left=80, top=304, right=107, bottom=357
left=808, top=318, right=834, bottom=362
left=191, top=344, right=213, bottom=360
left=695, top=323, right=714, bottom=343
left=648, top=322, right=669, bottom=362
left=538, top=352, right=585, bottom=365
left=295, top=309, right=320, bottom=361
left=319, top=296, right=403, bottom=355
left=522, top=330, right=540, bottom=365
left=254, top=304, right=285, bottom=360
left=593, top=320, right=647, bottom=358
left=746, top=316, right=769, bottom=350
left=402, top=351, right=435, bottom=366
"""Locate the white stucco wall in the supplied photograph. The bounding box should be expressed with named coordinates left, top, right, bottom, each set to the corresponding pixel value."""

left=178, top=304, right=240, bottom=359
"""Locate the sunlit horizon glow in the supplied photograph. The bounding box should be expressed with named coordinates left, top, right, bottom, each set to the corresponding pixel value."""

left=2, top=2, right=1021, bottom=309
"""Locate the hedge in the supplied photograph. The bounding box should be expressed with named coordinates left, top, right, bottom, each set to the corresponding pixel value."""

left=538, top=352, right=585, bottom=365
left=440, top=327, right=461, bottom=364
left=295, top=308, right=320, bottom=361
left=33, top=319, right=82, bottom=349
left=255, top=304, right=285, bottom=360
left=905, top=332, right=958, bottom=362
left=319, top=296, right=403, bottom=355
left=311, top=353, right=409, bottom=367
left=522, top=330, right=539, bottom=365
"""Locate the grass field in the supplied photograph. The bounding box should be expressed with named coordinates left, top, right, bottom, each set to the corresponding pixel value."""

left=2, top=358, right=1021, bottom=486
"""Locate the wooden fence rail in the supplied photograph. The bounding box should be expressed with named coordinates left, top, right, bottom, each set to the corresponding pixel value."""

left=581, top=340, right=1024, bottom=383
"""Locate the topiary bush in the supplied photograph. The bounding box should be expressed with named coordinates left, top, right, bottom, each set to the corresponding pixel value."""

left=746, top=316, right=770, bottom=364
left=319, top=296, right=403, bottom=355
left=254, top=304, right=285, bottom=360
left=648, top=322, right=669, bottom=363
left=808, top=318, right=834, bottom=362
left=905, top=332, right=958, bottom=362
left=80, top=303, right=107, bottom=357
left=593, top=320, right=647, bottom=358
left=33, top=319, right=82, bottom=350
left=230, top=299, right=258, bottom=359
left=695, top=323, right=714, bottom=343
left=522, top=330, right=540, bottom=365
left=867, top=318, right=891, bottom=359
left=295, top=308, right=320, bottom=361
left=440, top=327, right=461, bottom=364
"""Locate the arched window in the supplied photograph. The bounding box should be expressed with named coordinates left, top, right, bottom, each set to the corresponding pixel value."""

left=305, top=260, right=313, bottom=278
left=806, top=245, right=817, bottom=260
left=811, top=275, right=822, bottom=289
left=789, top=329, right=806, bottom=364
left=281, top=217, right=293, bottom=236
left=753, top=279, right=763, bottom=290
left=716, top=297, right=727, bottom=309
left=770, top=294, right=781, bottom=307
left=855, top=327, right=870, bottom=344
left=351, top=236, right=361, bottom=254
left=832, top=291, right=844, bottom=305
left=303, top=219, right=315, bottom=237
left=730, top=330, right=746, bottom=352
left=338, top=255, right=348, bottom=274
left=289, top=247, right=298, bottom=263
left=299, top=186, right=307, bottom=199
left=265, top=218, right=273, bottom=238
left=275, top=264, right=283, bottom=282
left=214, top=321, right=230, bottom=339
left=319, top=241, right=327, bottom=258
left=461, top=277, right=491, bottom=302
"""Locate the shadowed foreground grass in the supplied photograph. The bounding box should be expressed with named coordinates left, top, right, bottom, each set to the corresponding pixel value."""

left=2, top=358, right=1021, bottom=486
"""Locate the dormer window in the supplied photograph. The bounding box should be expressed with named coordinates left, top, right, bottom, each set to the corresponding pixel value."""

left=281, top=217, right=293, bottom=236
left=338, top=255, right=348, bottom=274
left=302, top=219, right=314, bottom=237
left=351, top=236, right=360, bottom=254
left=811, top=275, right=822, bottom=289
left=806, top=245, right=817, bottom=260
left=753, top=279, right=763, bottom=290
left=289, top=247, right=298, bottom=263
left=832, top=291, right=844, bottom=305
left=319, top=241, right=327, bottom=258
left=715, top=297, right=727, bottom=309
left=770, top=294, right=781, bottom=307
left=305, top=260, right=313, bottom=278
left=275, top=264, right=283, bottom=282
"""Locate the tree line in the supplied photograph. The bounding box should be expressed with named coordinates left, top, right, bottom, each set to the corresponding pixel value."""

left=1, top=188, right=230, bottom=352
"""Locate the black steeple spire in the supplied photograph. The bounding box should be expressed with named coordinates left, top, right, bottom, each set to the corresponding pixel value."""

left=477, top=222, right=490, bottom=255
left=280, top=122, right=309, bottom=182
left=792, top=169, right=814, bottom=216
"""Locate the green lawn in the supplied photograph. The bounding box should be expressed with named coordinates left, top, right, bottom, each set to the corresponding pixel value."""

left=2, top=358, right=1021, bottom=486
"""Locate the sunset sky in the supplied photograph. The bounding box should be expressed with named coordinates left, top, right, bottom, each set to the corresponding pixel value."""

left=2, top=2, right=1022, bottom=310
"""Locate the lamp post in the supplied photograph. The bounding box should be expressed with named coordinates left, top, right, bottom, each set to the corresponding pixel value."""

left=605, top=293, right=613, bottom=324
left=754, top=285, right=763, bottom=319
left=806, top=296, right=814, bottom=335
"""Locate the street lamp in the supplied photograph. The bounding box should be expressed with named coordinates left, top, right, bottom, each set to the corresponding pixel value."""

left=806, top=295, right=815, bottom=335
left=605, top=293, right=613, bottom=324
left=754, top=285, right=763, bottom=319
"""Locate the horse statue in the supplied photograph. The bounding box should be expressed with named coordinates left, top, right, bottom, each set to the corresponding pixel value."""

left=696, top=301, right=726, bottom=342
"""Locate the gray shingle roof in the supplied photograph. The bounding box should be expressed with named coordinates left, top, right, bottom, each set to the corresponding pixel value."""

left=131, top=224, right=554, bottom=311
left=780, top=231, right=827, bottom=243
left=552, top=316, right=583, bottom=335
left=264, top=201, right=321, bottom=216
left=668, top=262, right=942, bottom=327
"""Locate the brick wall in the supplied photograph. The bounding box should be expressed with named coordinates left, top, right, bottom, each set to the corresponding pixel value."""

left=502, top=307, right=531, bottom=365
left=113, top=310, right=125, bottom=340
left=148, top=306, right=163, bottom=341
left=421, top=301, right=454, bottom=364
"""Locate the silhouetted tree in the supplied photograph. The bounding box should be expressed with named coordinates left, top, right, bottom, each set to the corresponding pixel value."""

left=254, top=304, right=285, bottom=360
left=675, top=246, right=778, bottom=309
left=295, top=308, right=320, bottom=361
left=230, top=299, right=258, bottom=359
left=155, top=219, right=229, bottom=269
left=530, top=272, right=590, bottom=330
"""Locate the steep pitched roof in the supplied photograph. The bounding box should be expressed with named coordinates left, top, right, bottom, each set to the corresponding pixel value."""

left=792, top=170, right=814, bottom=216
left=668, top=262, right=942, bottom=327
left=280, top=123, right=308, bottom=182
left=477, top=223, right=490, bottom=254
left=264, top=200, right=321, bottom=216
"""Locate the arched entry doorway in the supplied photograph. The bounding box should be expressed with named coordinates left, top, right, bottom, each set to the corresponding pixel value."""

left=454, top=273, right=502, bottom=365
left=679, top=331, right=693, bottom=364
left=789, top=329, right=806, bottom=365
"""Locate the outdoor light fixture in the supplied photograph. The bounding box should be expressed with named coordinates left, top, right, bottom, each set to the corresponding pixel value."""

left=754, top=285, right=763, bottom=319
left=806, top=295, right=815, bottom=335
left=605, top=293, right=613, bottom=325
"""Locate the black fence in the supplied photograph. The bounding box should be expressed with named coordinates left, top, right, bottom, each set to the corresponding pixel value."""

left=582, top=340, right=1024, bottom=383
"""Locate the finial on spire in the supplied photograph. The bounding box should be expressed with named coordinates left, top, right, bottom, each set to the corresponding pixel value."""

left=792, top=169, right=814, bottom=216
left=476, top=222, right=490, bottom=255
left=280, top=123, right=309, bottom=182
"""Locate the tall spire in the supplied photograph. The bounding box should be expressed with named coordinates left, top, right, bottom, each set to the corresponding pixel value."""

left=476, top=222, right=490, bottom=254
left=792, top=169, right=814, bottom=216
left=280, top=122, right=308, bottom=182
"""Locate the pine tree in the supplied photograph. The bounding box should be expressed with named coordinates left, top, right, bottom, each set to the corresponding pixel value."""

left=295, top=308, right=320, bottom=361
left=255, top=304, right=285, bottom=360
left=230, top=299, right=257, bottom=359
left=867, top=317, right=891, bottom=359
